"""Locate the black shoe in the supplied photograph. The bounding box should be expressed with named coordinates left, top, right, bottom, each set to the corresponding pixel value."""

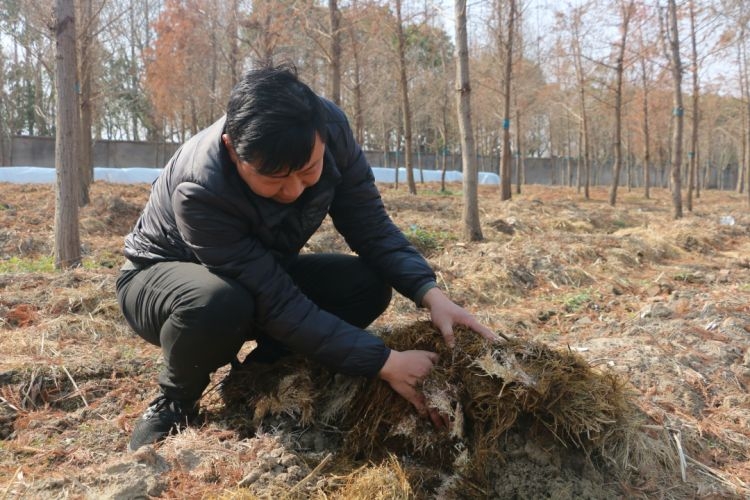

left=128, top=395, right=199, bottom=452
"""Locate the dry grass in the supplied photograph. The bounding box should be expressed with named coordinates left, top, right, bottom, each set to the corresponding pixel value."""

left=1, top=182, right=749, bottom=498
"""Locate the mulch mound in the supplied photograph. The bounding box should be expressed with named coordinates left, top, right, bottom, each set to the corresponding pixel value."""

left=220, top=321, right=678, bottom=497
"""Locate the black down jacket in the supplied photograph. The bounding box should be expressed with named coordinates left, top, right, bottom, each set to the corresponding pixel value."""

left=123, top=98, right=436, bottom=377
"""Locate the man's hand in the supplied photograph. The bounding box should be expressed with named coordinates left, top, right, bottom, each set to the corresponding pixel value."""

left=378, top=349, right=447, bottom=429
left=421, top=287, right=503, bottom=348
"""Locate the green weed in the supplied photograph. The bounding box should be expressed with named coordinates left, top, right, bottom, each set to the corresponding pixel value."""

left=0, top=255, right=55, bottom=273
left=424, top=188, right=459, bottom=196
left=563, top=291, right=591, bottom=312
left=405, top=225, right=455, bottom=256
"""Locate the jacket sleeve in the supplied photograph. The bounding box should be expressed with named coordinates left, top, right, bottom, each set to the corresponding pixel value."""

left=171, top=182, right=390, bottom=377
left=327, top=117, right=437, bottom=305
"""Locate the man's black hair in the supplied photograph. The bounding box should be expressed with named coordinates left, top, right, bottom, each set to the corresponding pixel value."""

left=224, top=64, right=326, bottom=175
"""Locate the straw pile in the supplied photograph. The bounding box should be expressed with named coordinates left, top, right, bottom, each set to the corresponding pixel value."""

left=221, top=321, right=677, bottom=495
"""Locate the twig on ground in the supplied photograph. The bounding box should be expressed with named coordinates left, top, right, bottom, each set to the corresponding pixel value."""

left=286, top=452, right=333, bottom=496
left=687, top=455, right=749, bottom=495
left=1, top=466, right=22, bottom=500
left=669, top=427, right=687, bottom=482
left=61, top=366, right=88, bottom=407
left=0, top=396, right=19, bottom=412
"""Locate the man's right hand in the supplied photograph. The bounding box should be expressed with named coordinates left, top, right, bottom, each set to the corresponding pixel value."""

left=378, top=349, right=447, bottom=429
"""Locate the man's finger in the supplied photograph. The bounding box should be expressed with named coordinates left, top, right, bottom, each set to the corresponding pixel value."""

left=439, top=325, right=456, bottom=348
left=466, top=318, right=507, bottom=342
left=428, top=408, right=447, bottom=430
left=410, top=391, right=428, bottom=418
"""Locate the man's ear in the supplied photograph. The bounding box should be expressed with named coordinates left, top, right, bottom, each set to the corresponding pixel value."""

left=221, top=134, right=232, bottom=150
left=222, top=134, right=238, bottom=164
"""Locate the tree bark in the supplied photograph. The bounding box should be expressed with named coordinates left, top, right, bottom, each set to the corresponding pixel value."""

left=515, top=107, right=523, bottom=194
left=640, top=55, right=651, bottom=199
left=455, top=0, right=482, bottom=241
left=395, top=0, right=416, bottom=194
left=228, top=0, right=240, bottom=84
left=572, top=10, right=590, bottom=199
left=77, top=0, right=94, bottom=207
left=54, top=0, right=81, bottom=269
left=663, top=0, right=683, bottom=219
left=608, top=1, right=633, bottom=206
left=499, top=0, right=515, bottom=201
left=347, top=7, right=364, bottom=144
left=0, top=47, right=8, bottom=165
left=329, top=0, right=342, bottom=105
left=687, top=0, right=699, bottom=210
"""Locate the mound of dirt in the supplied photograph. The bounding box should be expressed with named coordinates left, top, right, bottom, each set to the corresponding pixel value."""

left=221, top=321, right=678, bottom=498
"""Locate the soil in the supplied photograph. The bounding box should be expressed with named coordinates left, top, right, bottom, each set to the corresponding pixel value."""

left=0, top=181, right=748, bottom=499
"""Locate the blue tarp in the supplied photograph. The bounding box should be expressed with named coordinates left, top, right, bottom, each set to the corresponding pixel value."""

left=0, top=166, right=500, bottom=185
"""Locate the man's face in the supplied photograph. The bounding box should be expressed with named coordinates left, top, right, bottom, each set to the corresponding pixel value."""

left=222, top=134, right=325, bottom=204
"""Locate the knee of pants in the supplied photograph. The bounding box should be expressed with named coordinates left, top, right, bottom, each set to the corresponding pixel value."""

left=348, top=273, right=392, bottom=328
left=172, top=281, right=254, bottom=343
left=373, top=280, right=393, bottom=316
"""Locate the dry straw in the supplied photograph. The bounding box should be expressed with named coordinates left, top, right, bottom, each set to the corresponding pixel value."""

left=222, top=321, right=678, bottom=495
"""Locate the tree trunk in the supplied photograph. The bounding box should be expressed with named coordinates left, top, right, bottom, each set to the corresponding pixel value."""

left=609, top=1, right=632, bottom=206
left=228, top=0, right=240, bottom=83
left=329, top=0, right=342, bottom=105
left=499, top=0, right=515, bottom=201
left=687, top=0, right=699, bottom=211
left=664, top=0, right=683, bottom=219
left=0, top=48, right=8, bottom=166
left=129, top=1, right=140, bottom=140
left=348, top=14, right=364, bottom=144
left=515, top=107, right=523, bottom=194
left=395, top=0, right=416, bottom=195
left=54, top=0, right=81, bottom=269
left=455, top=0, right=482, bottom=241
left=640, top=56, right=651, bottom=199
left=572, top=10, right=590, bottom=199
left=741, top=10, right=750, bottom=204
left=738, top=35, right=748, bottom=194
left=77, top=0, right=94, bottom=207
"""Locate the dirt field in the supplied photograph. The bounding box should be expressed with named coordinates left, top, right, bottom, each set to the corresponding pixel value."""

left=0, top=181, right=748, bottom=498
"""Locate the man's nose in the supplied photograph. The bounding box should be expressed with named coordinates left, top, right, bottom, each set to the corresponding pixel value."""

left=283, top=176, right=305, bottom=199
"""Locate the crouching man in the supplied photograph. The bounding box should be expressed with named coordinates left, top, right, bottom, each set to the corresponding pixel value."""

left=117, top=65, right=496, bottom=452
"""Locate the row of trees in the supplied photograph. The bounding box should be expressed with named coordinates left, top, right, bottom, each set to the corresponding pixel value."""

left=3, top=0, right=750, bottom=263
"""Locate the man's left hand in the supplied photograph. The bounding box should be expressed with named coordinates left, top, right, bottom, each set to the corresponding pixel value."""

left=421, top=287, right=501, bottom=348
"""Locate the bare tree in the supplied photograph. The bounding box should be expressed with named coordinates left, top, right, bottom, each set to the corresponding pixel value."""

left=53, top=0, right=81, bottom=268
left=733, top=0, right=750, bottom=204
left=514, top=107, right=523, bottom=193
left=687, top=0, right=699, bottom=210
left=0, top=47, right=8, bottom=165
left=632, top=11, right=657, bottom=200
left=227, top=0, right=240, bottom=83
left=499, top=0, right=516, bottom=201
left=737, top=15, right=748, bottom=195
left=659, top=0, right=683, bottom=219
left=394, top=0, right=416, bottom=194
left=329, top=0, right=342, bottom=104
left=608, top=0, right=634, bottom=206
left=455, top=0, right=482, bottom=241
left=639, top=53, right=652, bottom=199
left=571, top=7, right=591, bottom=199
left=76, top=0, right=96, bottom=207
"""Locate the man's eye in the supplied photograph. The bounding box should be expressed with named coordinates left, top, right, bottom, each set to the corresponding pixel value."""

left=262, top=176, right=284, bottom=184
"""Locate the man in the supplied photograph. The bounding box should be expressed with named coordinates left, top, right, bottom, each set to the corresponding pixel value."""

left=117, top=66, right=496, bottom=452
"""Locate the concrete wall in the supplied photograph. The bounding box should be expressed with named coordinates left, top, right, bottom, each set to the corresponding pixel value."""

left=7, top=136, right=180, bottom=169
left=3, top=135, right=740, bottom=188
